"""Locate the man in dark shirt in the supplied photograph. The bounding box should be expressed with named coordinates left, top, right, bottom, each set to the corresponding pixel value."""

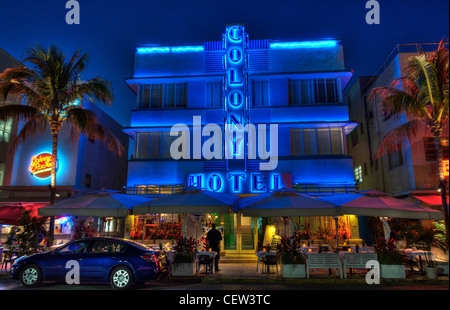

left=206, top=223, right=222, bottom=271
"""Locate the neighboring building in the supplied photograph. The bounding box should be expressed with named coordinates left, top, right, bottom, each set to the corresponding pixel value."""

left=0, top=47, right=130, bottom=242
left=345, top=44, right=449, bottom=213
left=124, top=24, right=360, bottom=254
left=0, top=48, right=20, bottom=189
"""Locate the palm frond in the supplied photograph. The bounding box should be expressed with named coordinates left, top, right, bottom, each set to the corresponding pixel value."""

left=369, top=85, right=426, bottom=118
left=375, top=119, right=424, bottom=159
left=67, top=107, right=123, bottom=156
left=9, top=114, right=48, bottom=154
left=0, top=104, right=39, bottom=121
left=71, top=77, right=114, bottom=105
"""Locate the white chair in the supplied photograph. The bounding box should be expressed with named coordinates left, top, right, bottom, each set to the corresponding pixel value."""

left=306, top=252, right=343, bottom=279
left=342, top=252, right=378, bottom=278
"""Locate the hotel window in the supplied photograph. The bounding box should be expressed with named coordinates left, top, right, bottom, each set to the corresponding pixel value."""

left=288, top=78, right=339, bottom=105
left=423, top=137, right=449, bottom=161
left=290, top=127, right=344, bottom=156
left=206, top=82, right=223, bottom=108
left=135, top=131, right=177, bottom=159
left=252, top=80, right=269, bottom=107
left=388, top=144, right=403, bottom=170
left=0, top=118, right=13, bottom=143
left=354, top=165, right=362, bottom=183
left=139, top=83, right=187, bottom=109
left=350, top=130, right=358, bottom=147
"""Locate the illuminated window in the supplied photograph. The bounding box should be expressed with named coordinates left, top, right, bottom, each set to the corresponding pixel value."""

left=135, top=131, right=177, bottom=159
left=291, top=127, right=344, bottom=156
left=354, top=165, right=362, bottom=183
left=288, top=78, right=339, bottom=105
left=139, top=83, right=187, bottom=109
left=0, top=118, right=13, bottom=143
left=0, top=162, right=4, bottom=186
left=252, top=80, right=269, bottom=107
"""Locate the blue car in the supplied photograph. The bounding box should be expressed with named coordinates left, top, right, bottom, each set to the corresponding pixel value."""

left=10, top=237, right=161, bottom=289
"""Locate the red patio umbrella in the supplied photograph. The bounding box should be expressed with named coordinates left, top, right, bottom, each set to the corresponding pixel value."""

left=0, top=203, right=46, bottom=226
left=319, top=189, right=442, bottom=220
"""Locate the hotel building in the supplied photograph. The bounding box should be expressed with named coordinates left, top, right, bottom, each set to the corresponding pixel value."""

left=124, top=24, right=361, bottom=254
left=345, top=44, right=449, bottom=214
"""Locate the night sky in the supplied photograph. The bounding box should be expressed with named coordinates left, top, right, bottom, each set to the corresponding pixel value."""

left=0, top=0, right=448, bottom=126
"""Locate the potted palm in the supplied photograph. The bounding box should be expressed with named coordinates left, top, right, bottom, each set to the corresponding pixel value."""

left=171, top=237, right=197, bottom=276
left=375, top=239, right=407, bottom=279
left=276, top=236, right=306, bottom=278
left=416, top=225, right=447, bottom=279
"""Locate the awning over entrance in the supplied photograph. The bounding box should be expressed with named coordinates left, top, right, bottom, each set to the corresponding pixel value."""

left=235, top=188, right=339, bottom=217
left=414, top=195, right=449, bottom=207
left=133, top=186, right=239, bottom=214
left=38, top=189, right=153, bottom=217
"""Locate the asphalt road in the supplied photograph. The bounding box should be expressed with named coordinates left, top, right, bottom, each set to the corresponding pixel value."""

left=1, top=276, right=448, bottom=290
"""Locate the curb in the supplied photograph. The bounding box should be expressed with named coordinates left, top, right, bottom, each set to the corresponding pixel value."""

left=201, top=275, right=450, bottom=286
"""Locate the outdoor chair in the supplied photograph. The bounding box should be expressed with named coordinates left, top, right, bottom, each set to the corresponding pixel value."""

left=197, top=255, right=214, bottom=274
left=306, top=252, right=343, bottom=279
left=342, top=252, right=378, bottom=278
left=1, top=250, right=17, bottom=271
left=262, top=255, right=278, bottom=275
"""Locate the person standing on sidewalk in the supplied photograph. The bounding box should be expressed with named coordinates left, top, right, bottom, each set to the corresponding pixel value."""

left=206, top=223, right=222, bottom=272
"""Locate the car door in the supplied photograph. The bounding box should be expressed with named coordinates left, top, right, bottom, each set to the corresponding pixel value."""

left=44, top=240, right=91, bottom=281
left=80, top=239, right=125, bottom=281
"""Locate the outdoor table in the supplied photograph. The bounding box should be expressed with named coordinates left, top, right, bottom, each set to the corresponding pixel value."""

left=402, top=249, right=436, bottom=275
left=256, top=251, right=277, bottom=273
left=300, top=246, right=319, bottom=253
left=196, top=251, right=217, bottom=273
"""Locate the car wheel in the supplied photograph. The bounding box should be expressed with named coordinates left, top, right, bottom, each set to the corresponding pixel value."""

left=20, top=264, right=42, bottom=288
left=110, top=266, right=134, bottom=290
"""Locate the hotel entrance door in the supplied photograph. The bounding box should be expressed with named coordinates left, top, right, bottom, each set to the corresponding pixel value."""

left=223, top=213, right=257, bottom=254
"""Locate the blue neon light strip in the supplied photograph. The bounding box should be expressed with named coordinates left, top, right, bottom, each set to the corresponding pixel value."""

left=137, top=46, right=204, bottom=54
left=270, top=41, right=338, bottom=49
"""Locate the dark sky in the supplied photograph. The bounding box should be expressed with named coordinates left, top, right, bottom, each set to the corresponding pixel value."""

left=0, top=0, right=448, bottom=126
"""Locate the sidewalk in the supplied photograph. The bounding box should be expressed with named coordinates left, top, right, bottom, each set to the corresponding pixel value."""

left=197, top=262, right=450, bottom=286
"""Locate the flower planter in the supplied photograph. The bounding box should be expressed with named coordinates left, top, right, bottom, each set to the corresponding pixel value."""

left=426, top=266, right=438, bottom=279
left=281, top=264, right=306, bottom=278
left=171, top=262, right=195, bottom=276
left=380, top=264, right=406, bottom=279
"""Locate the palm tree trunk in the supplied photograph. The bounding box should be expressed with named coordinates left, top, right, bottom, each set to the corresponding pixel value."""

left=47, top=121, right=62, bottom=247
left=434, top=133, right=449, bottom=245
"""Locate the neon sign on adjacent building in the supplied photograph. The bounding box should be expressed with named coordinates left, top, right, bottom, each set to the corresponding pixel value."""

left=443, top=160, right=449, bottom=178
left=28, top=152, right=54, bottom=179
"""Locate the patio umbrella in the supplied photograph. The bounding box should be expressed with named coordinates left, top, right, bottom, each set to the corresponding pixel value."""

left=132, top=186, right=240, bottom=215
left=318, top=189, right=443, bottom=220
left=0, top=203, right=45, bottom=225
left=38, top=188, right=153, bottom=217
left=235, top=188, right=339, bottom=217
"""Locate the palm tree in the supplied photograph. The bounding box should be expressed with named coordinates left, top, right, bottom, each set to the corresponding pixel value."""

left=0, top=44, right=124, bottom=244
left=369, top=41, right=449, bottom=244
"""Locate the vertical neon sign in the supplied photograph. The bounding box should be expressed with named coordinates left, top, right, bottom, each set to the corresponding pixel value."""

left=224, top=24, right=247, bottom=161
